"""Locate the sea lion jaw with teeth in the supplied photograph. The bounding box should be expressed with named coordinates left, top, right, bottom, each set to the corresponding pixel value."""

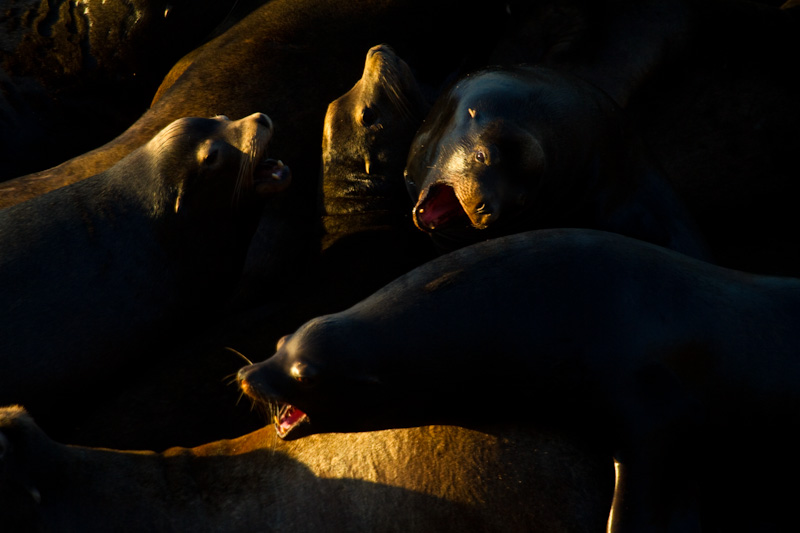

left=409, top=71, right=544, bottom=234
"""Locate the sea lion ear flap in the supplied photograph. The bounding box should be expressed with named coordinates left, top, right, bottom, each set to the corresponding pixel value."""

left=515, top=128, right=546, bottom=177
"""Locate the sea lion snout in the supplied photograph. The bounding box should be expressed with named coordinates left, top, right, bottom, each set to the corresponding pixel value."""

left=466, top=198, right=496, bottom=229
left=237, top=361, right=287, bottom=403
left=250, top=112, right=273, bottom=131
left=412, top=182, right=469, bottom=232
left=232, top=112, right=274, bottom=146
left=366, top=43, right=394, bottom=60
left=413, top=181, right=501, bottom=231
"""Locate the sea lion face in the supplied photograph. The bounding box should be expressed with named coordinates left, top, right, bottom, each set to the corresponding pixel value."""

left=406, top=70, right=545, bottom=236
left=238, top=315, right=399, bottom=440
left=405, top=67, right=622, bottom=249
left=322, top=44, right=428, bottom=196
left=143, top=113, right=292, bottom=216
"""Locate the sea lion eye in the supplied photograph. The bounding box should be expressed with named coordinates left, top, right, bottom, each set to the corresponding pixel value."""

left=360, top=106, right=377, bottom=126
left=475, top=150, right=486, bottom=164
left=290, top=361, right=316, bottom=385
left=202, top=147, right=219, bottom=166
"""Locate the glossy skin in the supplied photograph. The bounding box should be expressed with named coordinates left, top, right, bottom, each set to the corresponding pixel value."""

left=0, top=406, right=613, bottom=533
left=313, top=44, right=436, bottom=311
left=240, top=228, right=800, bottom=531
left=0, top=113, right=289, bottom=440
left=0, top=0, right=512, bottom=311
left=405, top=66, right=709, bottom=260
left=0, top=0, right=250, bottom=180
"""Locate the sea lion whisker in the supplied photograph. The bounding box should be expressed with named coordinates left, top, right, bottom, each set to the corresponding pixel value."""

left=223, top=373, right=240, bottom=387
left=223, top=346, right=254, bottom=365
left=234, top=389, right=248, bottom=407
left=232, top=145, right=253, bottom=206
left=233, top=155, right=247, bottom=203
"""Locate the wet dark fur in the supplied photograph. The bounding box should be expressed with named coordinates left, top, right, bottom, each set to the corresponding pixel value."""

left=0, top=0, right=251, bottom=180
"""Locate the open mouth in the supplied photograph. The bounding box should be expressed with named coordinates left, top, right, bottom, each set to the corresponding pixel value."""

left=274, top=402, right=312, bottom=440
left=254, top=158, right=292, bottom=194
left=413, top=183, right=469, bottom=232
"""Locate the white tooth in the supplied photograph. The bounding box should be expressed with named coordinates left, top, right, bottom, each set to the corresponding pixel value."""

left=272, top=173, right=280, bottom=180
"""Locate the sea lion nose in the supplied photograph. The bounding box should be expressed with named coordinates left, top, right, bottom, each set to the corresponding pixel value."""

left=248, top=112, right=273, bottom=131
left=367, top=44, right=393, bottom=58
left=237, top=365, right=255, bottom=391
left=468, top=199, right=496, bottom=229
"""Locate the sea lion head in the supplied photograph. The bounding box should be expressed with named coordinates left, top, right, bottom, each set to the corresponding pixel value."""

left=139, top=112, right=292, bottom=217
left=322, top=44, right=428, bottom=202
left=405, top=66, right=624, bottom=249
left=406, top=69, right=546, bottom=236
left=237, top=314, right=399, bottom=440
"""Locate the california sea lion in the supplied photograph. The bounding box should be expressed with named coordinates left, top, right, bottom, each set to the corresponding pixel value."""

left=0, top=406, right=613, bottom=533
left=405, top=65, right=709, bottom=259
left=0, top=112, right=290, bottom=437
left=0, top=0, right=253, bottom=180
left=239, top=228, right=800, bottom=531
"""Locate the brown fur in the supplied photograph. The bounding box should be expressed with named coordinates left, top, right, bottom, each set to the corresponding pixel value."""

left=0, top=406, right=613, bottom=533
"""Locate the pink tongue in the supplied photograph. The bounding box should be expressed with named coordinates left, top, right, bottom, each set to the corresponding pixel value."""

left=254, top=159, right=292, bottom=194
left=276, top=404, right=307, bottom=436
left=414, top=184, right=465, bottom=231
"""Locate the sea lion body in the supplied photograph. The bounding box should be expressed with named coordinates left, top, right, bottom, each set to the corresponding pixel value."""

left=0, top=113, right=290, bottom=434
left=0, top=0, right=251, bottom=180
left=624, top=0, right=800, bottom=276
left=405, top=65, right=708, bottom=259
left=240, top=228, right=800, bottom=531
left=0, top=406, right=613, bottom=533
